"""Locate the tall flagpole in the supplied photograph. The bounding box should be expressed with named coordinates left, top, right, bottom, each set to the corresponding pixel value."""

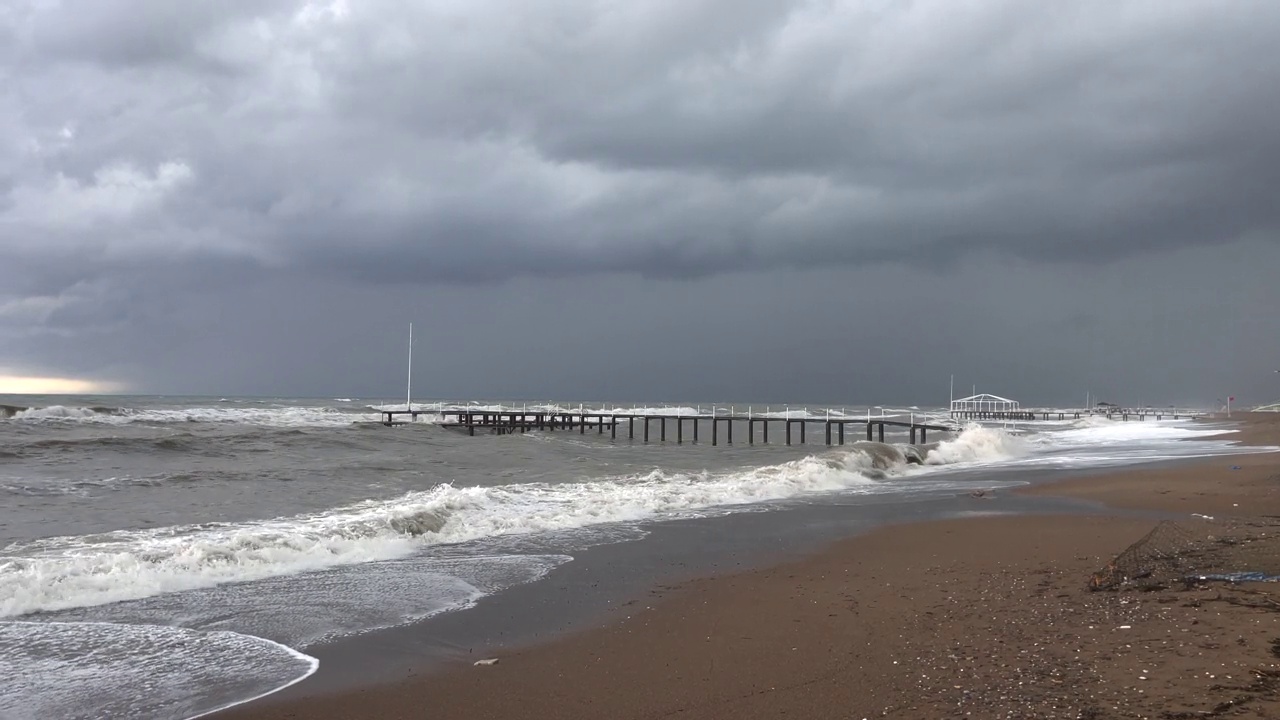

left=406, top=323, right=413, bottom=411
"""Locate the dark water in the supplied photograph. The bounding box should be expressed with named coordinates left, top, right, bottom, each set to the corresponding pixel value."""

left=0, top=395, right=1263, bottom=719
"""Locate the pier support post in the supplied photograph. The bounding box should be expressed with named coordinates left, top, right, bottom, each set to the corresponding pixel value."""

left=825, top=421, right=831, bottom=445
left=661, top=417, right=667, bottom=442
left=877, top=423, right=884, bottom=442
left=866, top=422, right=873, bottom=441
left=712, top=418, right=718, bottom=446
left=763, top=419, right=769, bottom=443
left=801, top=421, right=806, bottom=444
left=748, top=419, right=754, bottom=444
left=677, top=418, right=683, bottom=444
left=628, top=416, right=634, bottom=439
left=693, top=418, right=699, bottom=443
left=644, top=417, right=650, bottom=442
left=727, top=419, right=733, bottom=444
left=920, top=428, right=927, bottom=443
left=838, top=422, right=845, bottom=445
left=785, top=420, right=792, bottom=445
left=611, top=419, right=616, bottom=439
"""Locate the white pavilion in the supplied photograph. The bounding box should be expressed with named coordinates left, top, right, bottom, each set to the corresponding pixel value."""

left=949, top=393, right=1021, bottom=417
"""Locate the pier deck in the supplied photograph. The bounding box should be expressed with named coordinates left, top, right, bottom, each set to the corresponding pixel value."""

left=379, top=406, right=1206, bottom=446
left=378, top=409, right=951, bottom=446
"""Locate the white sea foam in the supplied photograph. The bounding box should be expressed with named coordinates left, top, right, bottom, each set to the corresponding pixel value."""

left=7, top=405, right=366, bottom=427
left=43, top=554, right=572, bottom=649
left=993, top=416, right=1276, bottom=470
left=12, top=405, right=100, bottom=421
left=924, top=425, right=1027, bottom=465
left=0, top=621, right=316, bottom=720
left=1045, top=418, right=1230, bottom=446
left=1070, top=415, right=1121, bottom=429
left=0, top=427, right=1011, bottom=617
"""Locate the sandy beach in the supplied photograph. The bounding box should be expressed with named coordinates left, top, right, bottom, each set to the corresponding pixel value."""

left=218, top=414, right=1280, bottom=719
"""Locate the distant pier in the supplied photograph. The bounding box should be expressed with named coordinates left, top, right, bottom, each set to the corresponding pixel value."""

left=949, top=410, right=1202, bottom=422
left=379, top=405, right=1207, bottom=445
left=378, top=409, right=950, bottom=446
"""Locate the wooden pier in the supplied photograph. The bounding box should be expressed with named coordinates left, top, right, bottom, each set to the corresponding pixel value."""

left=378, top=409, right=952, bottom=446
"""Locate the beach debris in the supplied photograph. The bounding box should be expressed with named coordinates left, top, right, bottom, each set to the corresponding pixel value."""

left=969, top=489, right=993, bottom=499
left=1188, top=571, right=1280, bottom=583
left=1091, top=518, right=1280, bottom=592
left=473, top=658, right=500, bottom=666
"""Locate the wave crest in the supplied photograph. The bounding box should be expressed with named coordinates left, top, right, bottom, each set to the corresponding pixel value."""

left=1, top=425, right=1020, bottom=617
left=923, top=425, right=1026, bottom=465
left=11, top=406, right=104, bottom=421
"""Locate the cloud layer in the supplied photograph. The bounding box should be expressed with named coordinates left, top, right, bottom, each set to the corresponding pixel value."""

left=2, top=1, right=1278, bottom=401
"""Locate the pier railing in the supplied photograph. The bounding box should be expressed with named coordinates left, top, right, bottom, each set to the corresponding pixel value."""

left=378, top=408, right=951, bottom=446
left=377, top=403, right=1208, bottom=445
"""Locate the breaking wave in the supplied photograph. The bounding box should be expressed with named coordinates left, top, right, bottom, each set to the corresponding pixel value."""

left=1, top=404, right=28, bottom=418
left=923, top=425, right=1027, bottom=465
left=0, top=426, right=1016, bottom=617
left=10, top=406, right=111, bottom=421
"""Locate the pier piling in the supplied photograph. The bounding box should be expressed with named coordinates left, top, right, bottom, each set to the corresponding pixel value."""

left=387, top=408, right=954, bottom=447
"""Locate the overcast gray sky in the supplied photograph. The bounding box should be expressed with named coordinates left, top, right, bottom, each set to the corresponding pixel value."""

left=2, top=0, right=1278, bottom=406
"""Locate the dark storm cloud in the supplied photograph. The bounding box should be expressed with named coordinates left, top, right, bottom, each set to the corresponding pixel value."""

left=17, top=0, right=298, bottom=69
left=5, top=0, right=1279, bottom=283
left=3, top=1, right=1279, bottom=399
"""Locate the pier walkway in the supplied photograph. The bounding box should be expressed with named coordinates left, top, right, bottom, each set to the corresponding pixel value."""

left=378, top=409, right=951, bottom=446
left=379, top=406, right=1207, bottom=445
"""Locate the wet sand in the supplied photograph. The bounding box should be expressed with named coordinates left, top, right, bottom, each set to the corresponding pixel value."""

left=217, top=414, right=1280, bottom=719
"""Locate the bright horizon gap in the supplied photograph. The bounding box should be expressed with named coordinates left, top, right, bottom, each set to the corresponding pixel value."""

left=0, top=375, right=123, bottom=395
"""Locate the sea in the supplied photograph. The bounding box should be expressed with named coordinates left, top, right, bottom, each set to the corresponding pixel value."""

left=0, top=395, right=1273, bottom=719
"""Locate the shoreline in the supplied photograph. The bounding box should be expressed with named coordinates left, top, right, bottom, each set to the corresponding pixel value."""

left=216, top=414, right=1280, bottom=719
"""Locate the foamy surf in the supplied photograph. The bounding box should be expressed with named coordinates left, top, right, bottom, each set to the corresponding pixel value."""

left=1, top=427, right=1014, bottom=618
left=0, top=621, right=317, bottom=720
left=924, top=425, right=1027, bottom=465
left=5, top=404, right=368, bottom=427
left=41, top=554, right=573, bottom=648
left=9, top=405, right=104, bottom=421
left=8, top=554, right=571, bottom=719
left=1001, top=417, right=1276, bottom=469
left=1047, top=418, right=1230, bottom=445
